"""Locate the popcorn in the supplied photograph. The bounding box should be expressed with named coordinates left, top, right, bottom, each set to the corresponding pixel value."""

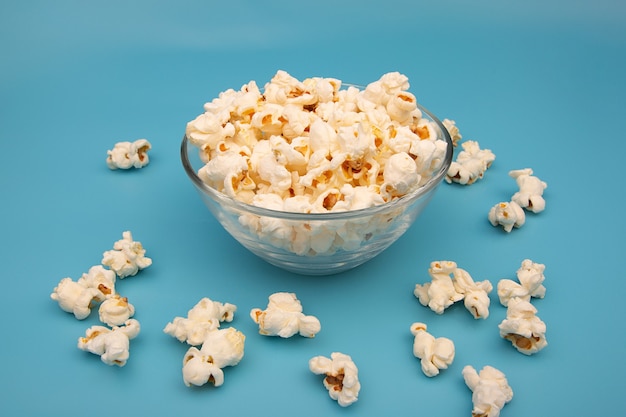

left=509, top=168, right=548, bottom=213
left=77, top=319, right=141, bottom=366
left=101, top=231, right=152, bottom=278
left=497, top=259, right=546, bottom=306
left=452, top=267, right=494, bottom=319
left=106, top=139, right=151, bottom=170
left=186, top=71, right=449, bottom=256
left=445, top=140, right=495, bottom=185
left=164, top=297, right=237, bottom=346
left=381, top=152, right=420, bottom=201
left=442, top=118, right=462, bottom=147
left=250, top=292, right=321, bottom=338
left=98, top=294, right=135, bottom=327
left=462, top=365, right=513, bottom=417
left=498, top=297, right=547, bottom=355
left=414, top=261, right=463, bottom=314
left=182, top=327, right=245, bottom=387
left=309, top=352, right=360, bottom=407
left=410, top=322, right=455, bottom=377
left=415, top=261, right=493, bottom=318
left=51, top=265, right=116, bottom=320
left=488, top=201, right=525, bottom=232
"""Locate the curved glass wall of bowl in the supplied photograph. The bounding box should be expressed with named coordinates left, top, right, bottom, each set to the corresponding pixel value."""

left=181, top=103, right=452, bottom=276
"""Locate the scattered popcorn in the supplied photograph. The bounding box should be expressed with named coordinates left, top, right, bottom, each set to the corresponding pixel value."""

left=77, top=319, right=141, bottom=366
left=250, top=292, right=321, bottom=338
left=445, top=140, right=495, bottom=185
left=182, top=327, right=245, bottom=387
left=50, top=265, right=116, bottom=320
left=164, top=297, right=237, bottom=346
left=106, top=139, right=152, bottom=170
left=497, top=259, right=546, bottom=307
left=462, top=365, right=513, bottom=417
left=509, top=168, right=547, bottom=213
left=101, top=231, right=152, bottom=278
left=186, top=70, right=450, bottom=256
left=410, top=322, right=455, bottom=377
left=414, top=261, right=464, bottom=314
left=452, top=267, right=494, bottom=319
left=442, top=118, right=462, bottom=147
left=414, top=261, right=491, bottom=318
left=488, top=201, right=525, bottom=232
left=309, top=352, right=360, bottom=407
left=498, top=297, right=547, bottom=355
left=98, top=294, right=135, bottom=327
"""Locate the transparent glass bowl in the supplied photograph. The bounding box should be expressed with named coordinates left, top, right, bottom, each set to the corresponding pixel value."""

left=181, top=104, right=453, bottom=276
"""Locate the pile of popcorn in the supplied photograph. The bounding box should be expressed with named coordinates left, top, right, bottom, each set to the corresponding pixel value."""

left=50, top=231, right=152, bottom=366
left=185, top=70, right=449, bottom=256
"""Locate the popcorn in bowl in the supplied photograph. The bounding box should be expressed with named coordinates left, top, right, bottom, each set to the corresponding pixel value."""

left=181, top=71, right=453, bottom=275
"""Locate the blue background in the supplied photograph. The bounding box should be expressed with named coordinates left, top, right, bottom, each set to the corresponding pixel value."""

left=1, top=1, right=625, bottom=416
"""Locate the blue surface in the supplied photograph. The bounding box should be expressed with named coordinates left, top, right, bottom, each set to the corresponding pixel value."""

left=1, top=1, right=625, bottom=416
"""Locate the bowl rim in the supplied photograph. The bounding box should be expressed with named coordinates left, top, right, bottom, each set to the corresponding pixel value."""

left=181, top=103, right=453, bottom=221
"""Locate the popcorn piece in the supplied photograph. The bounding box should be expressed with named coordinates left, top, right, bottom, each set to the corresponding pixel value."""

left=164, top=297, right=237, bottom=346
left=445, top=140, right=495, bottom=185
left=309, top=352, right=360, bottom=407
left=182, top=327, right=245, bottom=387
left=102, top=231, right=152, bottom=278
left=414, top=261, right=464, bottom=314
left=77, top=319, right=141, bottom=366
left=410, top=322, right=455, bottom=377
left=381, top=152, right=420, bottom=201
left=106, top=139, right=152, bottom=170
left=250, top=292, right=321, bottom=338
left=462, top=365, right=513, bottom=417
left=51, top=265, right=116, bottom=320
left=442, top=118, right=462, bottom=147
left=498, top=297, right=547, bottom=355
left=452, top=267, right=493, bottom=319
left=497, top=259, right=546, bottom=307
left=98, top=294, right=135, bottom=327
left=509, top=168, right=548, bottom=213
left=488, top=201, right=525, bottom=232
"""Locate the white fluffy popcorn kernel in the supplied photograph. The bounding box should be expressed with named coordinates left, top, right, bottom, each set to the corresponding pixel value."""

left=381, top=152, right=420, bottom=200
left=462, top=365, right=513, bottom=417
left=51, top=265, right=116, bottom=320
left=497, top=259, right=546, bottom=307
left=98, top=294, right=135, bottom=327
left=77, top=319, right=140, bottom=367
left=488, top=201, right=525, bottom=232
left=250, top=292, right=321, bottom=338
left=410, top=322, right=455, bottom=377
left=498, top=297, right=547, bottom=355
left=452, top=267, right=493, bottom=319
left=442, top=118, right=462, bottom=147
left=509, top=168, right=548, bottom=213
left=414, top=261, right=464, bottom=314
left=101, top=231, right=152, bottom=278
left=106, top=139, right=152, bottom=170
left=181, top=327, right=245, bottom=387
left=164, top=297, right=237, bottom=346
left=309, top=352, right=360, bottom=407
left=445, top=140, right=495, bottom=185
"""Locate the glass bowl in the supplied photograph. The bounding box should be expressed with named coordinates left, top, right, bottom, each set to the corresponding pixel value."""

left=181, top=103, right=453, bottom=276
